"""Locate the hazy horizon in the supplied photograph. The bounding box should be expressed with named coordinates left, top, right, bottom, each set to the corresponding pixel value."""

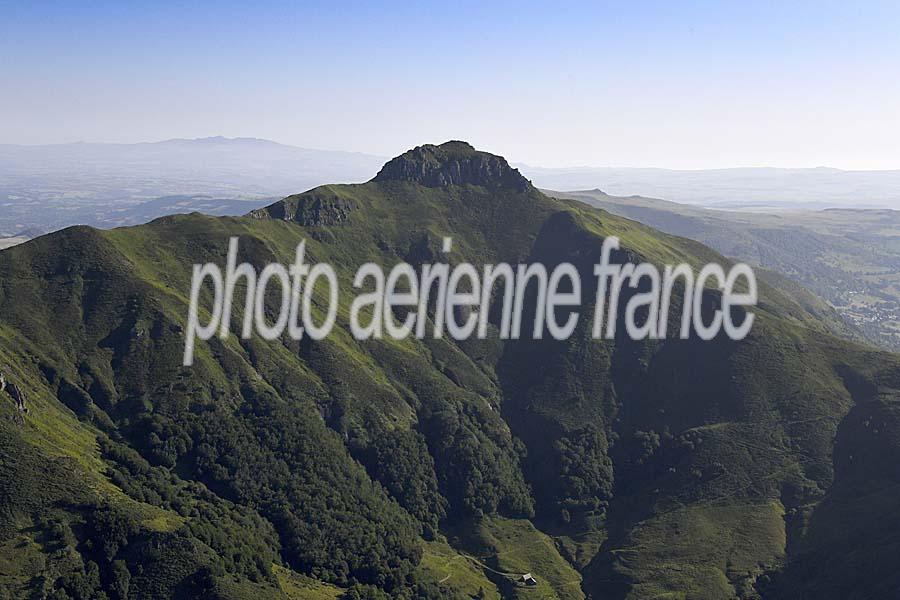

left=5, top=135, right=900, bottom=174
left=3, top=136, right=900, bottom=234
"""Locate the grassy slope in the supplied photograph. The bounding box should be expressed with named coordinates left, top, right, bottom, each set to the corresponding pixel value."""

left=417, top=541, right=501, bottom=600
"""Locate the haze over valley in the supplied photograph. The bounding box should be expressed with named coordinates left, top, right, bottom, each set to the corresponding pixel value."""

left=552, top=190, right=900, bottom=352
left=0, top=137, right=384, bottom=236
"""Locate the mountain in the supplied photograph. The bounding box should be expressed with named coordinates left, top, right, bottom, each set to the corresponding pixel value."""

left=518, top=165, right=900, bottom=210
left=549, top=189, right=900, bottom=351
left=1, top=142, right=899, bottom=599
left=0, top=137, right=386, bottom=235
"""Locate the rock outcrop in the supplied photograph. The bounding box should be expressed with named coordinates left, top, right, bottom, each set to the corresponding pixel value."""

left=0, top=370, right=28, bottom=425
left=372, top=141, right=533, bottom=192
left=249, top=192, right=355, bottom=226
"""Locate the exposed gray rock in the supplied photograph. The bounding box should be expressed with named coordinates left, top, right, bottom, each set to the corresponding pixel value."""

left=0, top=370, right=28, bottom=425
left=372, top=141, right=533, bottom=192
left=249, top=192, right=355, bottom=226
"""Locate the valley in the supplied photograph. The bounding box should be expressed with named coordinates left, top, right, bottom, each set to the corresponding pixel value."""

left=551, top=190, right=900, bottom=351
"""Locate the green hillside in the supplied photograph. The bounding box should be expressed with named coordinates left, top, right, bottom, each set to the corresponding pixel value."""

left=1, top=142, right=899, bottom=599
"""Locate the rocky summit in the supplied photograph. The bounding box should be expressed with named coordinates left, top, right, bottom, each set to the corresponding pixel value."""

left=372, top=140, right=533, bottom=192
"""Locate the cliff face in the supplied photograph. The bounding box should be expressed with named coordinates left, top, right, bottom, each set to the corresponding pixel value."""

left=372, top=140, right=533, bottom=192
left=250, top=191, right=355, bottom=226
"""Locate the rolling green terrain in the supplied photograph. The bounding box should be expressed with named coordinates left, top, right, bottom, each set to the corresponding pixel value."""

left=551, top=190, right=900, bottom=351
left=1, top=142, right=899, bottom=599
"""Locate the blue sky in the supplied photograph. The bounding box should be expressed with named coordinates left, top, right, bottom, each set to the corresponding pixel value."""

left=2, top=1, right=899, bottom=168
